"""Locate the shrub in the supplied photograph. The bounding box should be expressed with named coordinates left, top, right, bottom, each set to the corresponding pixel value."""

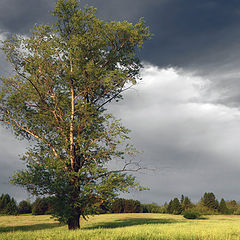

left=141, top=203, right=163, bottom=213
left=195, top=203, right=219, bottom=215
left=233, top=208, right=240, bottom=215
left=183, top=210, right=201, bottom=219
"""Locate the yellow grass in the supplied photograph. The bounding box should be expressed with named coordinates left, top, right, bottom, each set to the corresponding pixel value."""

left=0, top=213, right=240, bottom=239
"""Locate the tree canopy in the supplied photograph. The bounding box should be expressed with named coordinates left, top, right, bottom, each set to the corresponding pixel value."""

left=0, top=0, right=150, bottom=229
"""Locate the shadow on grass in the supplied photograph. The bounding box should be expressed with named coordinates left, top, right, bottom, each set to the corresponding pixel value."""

left=85, top=218, right=178, bottom=229
left=0, top=223, right=61, bottom=233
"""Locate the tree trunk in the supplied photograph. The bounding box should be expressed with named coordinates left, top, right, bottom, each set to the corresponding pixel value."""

left=67, top=213, right=80, bottom=230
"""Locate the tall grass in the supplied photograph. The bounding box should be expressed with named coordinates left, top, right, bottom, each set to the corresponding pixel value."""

left=0, top=213, right=240, bottom=239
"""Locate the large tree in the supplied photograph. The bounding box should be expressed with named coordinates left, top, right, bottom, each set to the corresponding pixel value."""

left=0, top=0, right=150, bottom=229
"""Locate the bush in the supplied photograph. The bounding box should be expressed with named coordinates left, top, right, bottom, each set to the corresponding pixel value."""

left=194, top=203, right=219, bottom=215
left=233, top=208, right=240, bottom=215
left=183, top=210, right=201, bottom=219
left=141, top=203, right=163, bottom=213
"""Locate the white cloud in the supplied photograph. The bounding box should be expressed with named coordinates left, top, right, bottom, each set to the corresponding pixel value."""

left=114, top=63, right=240, bottom=157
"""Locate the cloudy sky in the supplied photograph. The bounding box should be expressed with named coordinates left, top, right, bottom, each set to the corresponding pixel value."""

left=1, top=0, right=240, bottom=204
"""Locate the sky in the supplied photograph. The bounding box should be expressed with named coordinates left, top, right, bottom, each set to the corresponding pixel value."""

left=1, top=0, right=240, bottom=204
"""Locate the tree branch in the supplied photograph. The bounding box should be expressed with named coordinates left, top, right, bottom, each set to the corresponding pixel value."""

left=97, top=84, right=133, bottom=110
left=1, top=111, right=59, bottom=159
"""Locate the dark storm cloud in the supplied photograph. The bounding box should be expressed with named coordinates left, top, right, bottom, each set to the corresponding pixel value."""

left=80, top=0, right=240, bottom=72
left=1, top=0, right=240, bottom=72
left=80, top=0, right=165, bottom=21
left=0, top=0, right=55, bottom=33
left=141, top=0, right=240, bottom=70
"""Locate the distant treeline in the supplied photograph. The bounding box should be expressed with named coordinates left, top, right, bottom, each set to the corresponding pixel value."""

left=0, top=194, right=52, bottom=216
left=1, top=192, right=240, bottom=216
left=165, top=193, right=240, bottom=215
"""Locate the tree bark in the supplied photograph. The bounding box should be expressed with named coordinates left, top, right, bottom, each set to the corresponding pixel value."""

left=67, top=213, right=80, bottom=230
left=70, top=81, right=75, bottom=171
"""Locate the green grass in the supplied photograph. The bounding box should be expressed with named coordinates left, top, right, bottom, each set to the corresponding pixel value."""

left=0, top=213, right=240, bottom=239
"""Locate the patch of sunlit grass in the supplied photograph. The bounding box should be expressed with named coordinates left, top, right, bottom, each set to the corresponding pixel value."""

left=1, top=213, right=240, bottom=239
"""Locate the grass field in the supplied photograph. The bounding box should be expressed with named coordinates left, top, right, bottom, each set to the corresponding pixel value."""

left=0, top=213, right=240, bottom=240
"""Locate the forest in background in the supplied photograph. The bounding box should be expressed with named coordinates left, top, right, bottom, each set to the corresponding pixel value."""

left=1, top=192, right=239, bottom=216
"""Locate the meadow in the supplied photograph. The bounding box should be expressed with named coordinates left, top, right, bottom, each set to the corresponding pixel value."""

left=0, top=213, right=240, bottom=240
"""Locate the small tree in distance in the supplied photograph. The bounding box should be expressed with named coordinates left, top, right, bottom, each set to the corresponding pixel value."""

left=181, top=195, right=193, bottom=211
left=172, top=198, right=183, bottom=214
left=0, top=0, right=150, bottom=230
left=219, top=198, right=228, bottom=214
left=18, top=200, right=32, bottom=214
left=167, top=197, right=183, bottom=214
left=202, top=192, right=219, bottom=210
left=0, top=194, right=18, bottom=215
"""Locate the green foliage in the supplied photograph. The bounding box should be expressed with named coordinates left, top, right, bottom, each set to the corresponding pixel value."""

left=0, top=0, right=150, bottom=229
left=111, top=198, right=141, bottom=213
left=226, top=200, right=239, bottom=214
left=172, top=198, right=183, bottom=215
left=233, top=208, right=240, bottom=215
left=181, top=195, right=193, bottom=211
left=219, top=198, right=229, bottom=214
left=167, top=200, right=173, bottom=213
left=195, top=204, right=218, bottom=215
left=0, top=194, right=18, bottom=215
left=202, top=192, right=219, bottom=211
left=183, top=210, right=201, bottom=219
left=32, top=197, right=53, bottom=215
left=0, top=194, right=10, bottom=212
left=141, top=203, right=164, bottom=213
left=18, top=200, right=32, bottom=214
left=167, top=198, right=183, bottom=215
left=226, top=200, right=240, bottom=215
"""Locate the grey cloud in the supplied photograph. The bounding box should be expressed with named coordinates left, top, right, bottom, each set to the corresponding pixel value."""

left=140, top=0, right=240, bottom=71
left=0, top=0, right=56, bottom=33
left=80, top=0, right=166, bottom=22
left=2, top=0, right=240, bottom=73
left=82, top=0, right=240, bottom=72
left=0, top=128, right=27, bottom=201
left=110, top=66, right=240, bottom=203
left=204, top=72, right=240, bottom=107
left=133, top=160, right=240, bottom=204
